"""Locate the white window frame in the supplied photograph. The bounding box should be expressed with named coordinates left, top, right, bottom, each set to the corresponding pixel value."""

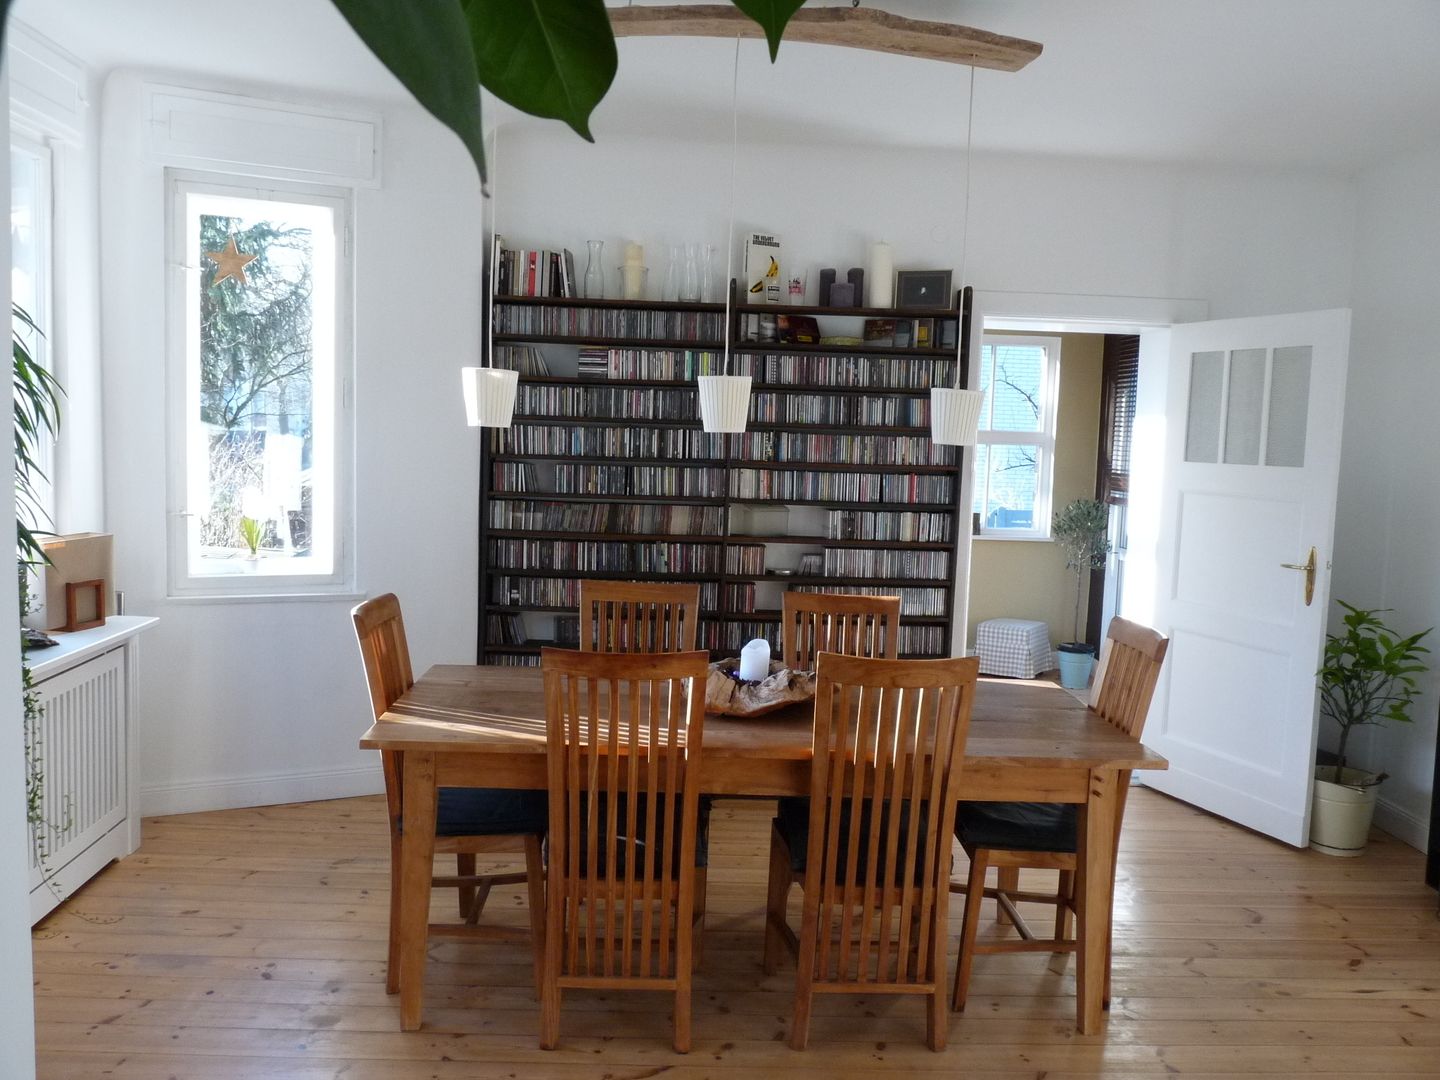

left=10, top=130, right=56, bottom=527
left=165, top=170, right=354, bottom=598
left=972, top=333, right=1061, bottom=541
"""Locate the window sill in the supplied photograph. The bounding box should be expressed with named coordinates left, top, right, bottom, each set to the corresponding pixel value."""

left=164, top=591, right=366, bottom=605
left=973, top=533, right=1053, bottom=543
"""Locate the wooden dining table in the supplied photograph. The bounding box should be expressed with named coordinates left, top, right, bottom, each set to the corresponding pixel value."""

left=361, top=664, right=1167, bottom=1036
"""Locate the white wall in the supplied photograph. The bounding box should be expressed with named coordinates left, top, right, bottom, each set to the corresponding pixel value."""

left=1330, top=146, right=1440, bottom=850
left=98, top=70, right=487, bottom=813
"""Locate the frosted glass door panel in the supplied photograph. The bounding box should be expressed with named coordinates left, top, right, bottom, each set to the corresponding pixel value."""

left=1184, top=351, right=1224, bottom=463
left=1223, top=349, right=1267, bottom=465
left=1266, top=346, right=1312, bottom=467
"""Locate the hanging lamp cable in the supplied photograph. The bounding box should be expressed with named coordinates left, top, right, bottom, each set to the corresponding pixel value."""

left=486, top=122, right=500, bottom=370
left=723, top=33, right=741, bottom=376
left=956, top=62, right=974, bottom=388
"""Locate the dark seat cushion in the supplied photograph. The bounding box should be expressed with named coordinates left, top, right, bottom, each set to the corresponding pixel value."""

left=433, top=787, right=548, bottom=837
left=954, top=801, right=1078, bottom=854
left=567, top=792, right=710, bottom=876
left=775, top=795, right=929, bottom=884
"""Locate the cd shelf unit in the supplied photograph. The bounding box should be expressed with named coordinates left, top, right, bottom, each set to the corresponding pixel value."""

left=479, top=281, right=972, bottom=665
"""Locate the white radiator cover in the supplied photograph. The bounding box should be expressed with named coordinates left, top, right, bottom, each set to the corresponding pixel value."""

left=28, top=617, right=156, bottom=923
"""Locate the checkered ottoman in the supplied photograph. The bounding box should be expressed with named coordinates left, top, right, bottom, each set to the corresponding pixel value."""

left=975, top=619, right=1056, bottom=678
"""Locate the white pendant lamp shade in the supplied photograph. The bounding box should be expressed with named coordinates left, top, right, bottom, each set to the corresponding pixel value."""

left=698, top=374, right=752, bottom=433
left=462, top=366, right=518, bottom=428
left=929, top=386, right=984, bottom=446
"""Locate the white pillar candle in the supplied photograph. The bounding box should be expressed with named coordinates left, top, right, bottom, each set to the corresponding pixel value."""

left=738, top=637, right=771, bottom=681
left=868, top=241, right=894, bottom=307
left=622, top=242, right=646, bottom=299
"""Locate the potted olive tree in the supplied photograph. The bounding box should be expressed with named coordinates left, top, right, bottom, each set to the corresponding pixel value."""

left=1311, top=601, right=1431, bottom=856
left=1052, top=499, right=1110, bottom=689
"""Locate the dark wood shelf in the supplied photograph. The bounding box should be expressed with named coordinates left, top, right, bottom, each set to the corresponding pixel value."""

left=513, top=414, right=702, bottom=430
left=489, top=492, right=727, bottom=506
left=733, top=301, right=957, bottom=320
left=496, top=295, right=725, bottom=314
left=718, top=609, right=950, bottom=625
left=490, top=604, right=723, bottom=616
left=725, top=574, right=951, bottom=588
left=516, top=374, right=938, bottom=397
left=489, top=529, right=725, bottom=544
left=733, top=458, right=959, bottom=476
left=491, top=453, right=728, bottom=468
left=511, top=414, right=934, bottom=437
left=727, top=497, right=959, bottom=513
left=488, top=568, right=720, bottom=581
left=733, top=340, right=955, bottom=358
left=494, top=333, right=722, bottom=350
left=726, top=534, right=952, bottom=551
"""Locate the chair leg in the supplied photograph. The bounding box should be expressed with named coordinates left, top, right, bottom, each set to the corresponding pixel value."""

left=523, top=834, right=546, bottom=995
left=456, top=853, right=477, bottom=920
left=926, top=984, right=947, bottom=1051
left=994, top=866, right=1020, bottom=925
left=386, top=833, right=403, bottom=995
left=1054, top=869, right=1076, bottom=949
left=789, top=969, right=814, bottom=1051
left=692, top=866, right=708, bottom=972
left=673, top=978, right=692, bottom=1053
left=952, top=849, right=989, bottom=1012
left=763, top=823, right=791, bottom=975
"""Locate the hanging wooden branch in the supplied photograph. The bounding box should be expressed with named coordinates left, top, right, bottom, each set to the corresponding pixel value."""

left=608, top=5, right=1043, bottom=72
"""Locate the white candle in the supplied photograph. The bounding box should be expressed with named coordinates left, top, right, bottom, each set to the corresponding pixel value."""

left=738, top=637, right=771, bottom=681
left=868, top=241, right=894, bottom=307
left=624, top=242, right=644, bottom=267
left=622, top=243, right=646, bottom=299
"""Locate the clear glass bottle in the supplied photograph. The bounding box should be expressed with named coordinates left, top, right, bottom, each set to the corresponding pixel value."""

left=679, top=242, right=702, bottom=303
left=661, top=243, right=682, bottom=302
left=700, top=244, right=719, bottom=302
left=583, top=240, right=605, bottom=299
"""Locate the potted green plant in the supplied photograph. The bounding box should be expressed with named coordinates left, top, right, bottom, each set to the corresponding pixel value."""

left=1311, top=601, right=1431, bottom=856
left=1051, top=499, right=1110, bottom=689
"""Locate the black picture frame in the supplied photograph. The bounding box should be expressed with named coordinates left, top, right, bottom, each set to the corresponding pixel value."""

left=895, top=269, right=953, bottom=310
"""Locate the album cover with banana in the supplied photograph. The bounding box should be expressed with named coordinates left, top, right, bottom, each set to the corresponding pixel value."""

left=744, top=232, right=783, bottom=303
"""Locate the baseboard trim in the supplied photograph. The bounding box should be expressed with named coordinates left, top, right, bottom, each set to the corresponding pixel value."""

left=141, top=763, right=385, bottom=817
left=1373, top=796, right=1429, bottom=853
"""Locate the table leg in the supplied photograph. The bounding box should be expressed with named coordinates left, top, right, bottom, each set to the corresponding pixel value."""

left=1074, top=767, right=1117, bottom=1034
left=398, top=751, right=437, bottom=1031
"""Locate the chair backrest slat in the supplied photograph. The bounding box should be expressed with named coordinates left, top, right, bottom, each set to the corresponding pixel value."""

left=782, top=592, right=901, bottom=671
left=800, top=653, right=978, bottom=989
left=579, top=581, right=701, bottom=653
left=352, top=594, right=415, bottom=830
left=1089, top=616, right=1170, bottom=738
left=542, top=647, right=708, bottom=983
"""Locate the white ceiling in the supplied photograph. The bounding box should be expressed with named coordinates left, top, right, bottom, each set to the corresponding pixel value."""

left=15, top=0, right=1440, bottom=173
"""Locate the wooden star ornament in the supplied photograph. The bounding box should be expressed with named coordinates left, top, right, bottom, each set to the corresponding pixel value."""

left=204, top=235, right=257, bottom=287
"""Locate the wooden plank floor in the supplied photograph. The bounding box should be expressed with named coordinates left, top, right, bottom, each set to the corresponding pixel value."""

left=31, top=789, right=1440, bottom=1079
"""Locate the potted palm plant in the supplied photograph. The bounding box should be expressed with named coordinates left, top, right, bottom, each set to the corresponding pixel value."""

left=1311, top=601, right=1431, bottom=856
left=1051, top=499, right=1110, bottom=689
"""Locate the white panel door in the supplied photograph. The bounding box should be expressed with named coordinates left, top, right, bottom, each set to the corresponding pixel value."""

left=1142, top=309, right=1350, bottom=846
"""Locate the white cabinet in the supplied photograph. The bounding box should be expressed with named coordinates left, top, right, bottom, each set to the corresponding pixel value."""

left=28, top=616, right=156, bottom=923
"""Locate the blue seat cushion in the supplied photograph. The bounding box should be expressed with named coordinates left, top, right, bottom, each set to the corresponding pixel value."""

left=432, top=787, right=548, bottom=837
left=775, top=795, right=929, bottom=884
left=568, top=792, right=710, bottom=877
left=954, top=801, right=1078, bottom=854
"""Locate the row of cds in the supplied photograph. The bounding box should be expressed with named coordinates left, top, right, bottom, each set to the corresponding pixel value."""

left=550, top=463, right=726, bottom=497
left=516, top=385, right=699, bottom=422
left=826, top=510, right=952, bottom=543
left=491, top=576, right=721, bottom=610
left=729, top=468, right=956, bottom=505
left=746, top=354, right=957, bottom=389
left=494, top=302, right=724, bottom=343
left=492, top=461, right=540, bottom=492
left=787, top=584, right=948, bottom=618
left=897, top=625, right=948, bottom=655
left=489, top=540, right=723, bottom=574
left=599, top=349, right=725, bottom=381
left=821, top=548, right=950, bottom=580
left=732, top=432, right=957, bottom=467
left=723, top=583, right=756, bottom=609
left=726, top=545, right=767, bottom=575
left=487, top=500, right=725, bottom=537
left=495, top=424, right=726, bottom=460
left=750, top=392, right=929, bottom=427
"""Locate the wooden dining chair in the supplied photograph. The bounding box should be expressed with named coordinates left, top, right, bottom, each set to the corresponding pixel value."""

left=578, top=580, right=701, bottom=653
left=764, top=653, right=979, bottom=1050
left=950, top=616, right=1169, bottom=1013
left=352, top=594, right=548, bottom=995
left=781, top=591, right=901, bottom=671
left=538, top=647, right=710, bottom=1053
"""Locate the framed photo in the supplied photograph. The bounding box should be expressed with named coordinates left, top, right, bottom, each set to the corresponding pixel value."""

left=895, top=269, right=952, bottom=310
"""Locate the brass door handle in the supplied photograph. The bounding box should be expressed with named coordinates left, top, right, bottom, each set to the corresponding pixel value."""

left=1280, top=547, right=1317, bottom=606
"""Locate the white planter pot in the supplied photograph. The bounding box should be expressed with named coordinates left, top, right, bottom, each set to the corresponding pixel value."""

left=697, top=374, right=752, bottom=433
left=1309, top=766, right=1379, bottom=857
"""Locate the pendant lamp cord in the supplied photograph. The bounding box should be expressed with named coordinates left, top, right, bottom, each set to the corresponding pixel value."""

left=486, top=123, right=500, bottom=370
left=723, top=34, right=741, bottom=376
left=956, top=62, right=974, bottom=389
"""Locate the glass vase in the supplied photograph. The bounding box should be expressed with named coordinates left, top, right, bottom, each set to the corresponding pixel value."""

left=679, top=242, right=702, bottom=303
left=583, top=240, right=605, bottom=299
left=701, top=244, right=720, bottom=302
left=661, top=243, right=682, bottom=302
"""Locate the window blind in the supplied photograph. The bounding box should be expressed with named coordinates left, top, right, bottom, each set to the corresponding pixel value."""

left=1098, top=335, right=1139, bottom=506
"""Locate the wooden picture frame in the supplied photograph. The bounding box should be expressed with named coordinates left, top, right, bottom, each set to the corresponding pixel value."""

left=895, top=269, right=952, bottom=310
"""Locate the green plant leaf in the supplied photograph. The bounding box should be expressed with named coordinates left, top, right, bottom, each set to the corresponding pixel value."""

left=464, top=0, right=617, bottom=142
left=328, top=0, right=488, bottom=182
left=731, top=0, right=806, bottom=62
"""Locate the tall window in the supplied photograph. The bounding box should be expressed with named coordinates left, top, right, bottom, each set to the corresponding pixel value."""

left=11, top=134, right=55, bottom=528
left=169, top=176, right=351, bottom=594
left=971, top=334, right=1061, bottom=539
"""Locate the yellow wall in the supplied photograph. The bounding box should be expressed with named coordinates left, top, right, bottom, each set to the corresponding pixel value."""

left=966, top=331, right=1104, bottom=656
